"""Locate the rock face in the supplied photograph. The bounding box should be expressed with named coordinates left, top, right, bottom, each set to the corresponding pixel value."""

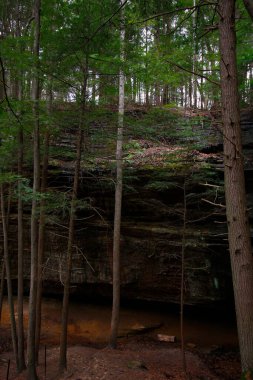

left=2, top=108, right=253, bottom=307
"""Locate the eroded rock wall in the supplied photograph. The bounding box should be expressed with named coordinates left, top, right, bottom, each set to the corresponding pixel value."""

left=1, top=108, right=252, bottom=307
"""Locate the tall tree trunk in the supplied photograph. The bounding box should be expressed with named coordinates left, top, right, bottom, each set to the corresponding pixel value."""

left=35, top=130, right=50, bottom=361
left=58, top=131, right=83, bottom=373
left=58, top=70, right=87, bottom=372
left=35, top=83, right=52, bottom=362
left=17, top=115, right=26, bottom=372
left=16, top=60, right=26, bottom=371
left=219, top=0, right=253, bottom=375
left=27, top=0, right=41, bottom=378
left=0, top=185, right=18, bottom=369
left=109, top=0, right=125, bottom=349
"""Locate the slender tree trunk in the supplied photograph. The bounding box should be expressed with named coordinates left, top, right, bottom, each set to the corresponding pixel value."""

left=145, top=22, right=149, bottom=106
left=0, top=260, right=5, bottom=322
left=27, top=1, right=41, bottom=378
left=188, top=79, right=192, bottom=108
left=17, top=121, right=26, bottom=372
left=249, top=64, right=253, bottom=105
left=155, top=83, right=160, bottom=106
left=0, top=185, right=12, bottom=323
left=35, top=83, right=52, bottom=362
left=0, top=67, right=4, bottom=102
left=0, top=185, right=18, bottom=369
left=163, top=84, right=168, bottom=105
left=219, top=0, right=253, bottom=375
left=58, top=130, right=83, bottom=372
left=58, top=70, right=87, bottom=372
left=92, top=70, right=96, bottom=103
left=109, top=0, right=125, bottom=349
left=192, top=0, right=198, bottom=109
left=180, top=181, right=189, bottom=380
left=35, top=130, right=50, bottom=361
left=16, top=68, right=26, bottom=372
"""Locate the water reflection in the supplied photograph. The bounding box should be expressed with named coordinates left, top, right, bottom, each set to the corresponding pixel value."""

left=1, top=297, right=238, bottom=347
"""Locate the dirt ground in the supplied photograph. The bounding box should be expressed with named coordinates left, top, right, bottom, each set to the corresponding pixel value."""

left=0, top=332, right=241, bottom=380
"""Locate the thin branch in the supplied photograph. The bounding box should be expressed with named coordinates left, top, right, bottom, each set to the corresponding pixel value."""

left=188, top=212, right=221, bottom=223
left=47, top=217, right=69, bottom=230
left=131, top=2, right=218, bottom=25
left=74, top=245, right=95, bottom=273
left=201, top=198, right=226, bottom=208
left=164, top=9, right=196, bottom=38
left=89, top=0, right=128, bottom=41
left=48, top=231, right=68, bottom=240
left=199, top=182, right=221, bottom=188
left=165, top=58, right=220, bottom=86
left=24, top=16, right=35, bottom=34
left=210, top=120, right=247, bottom=161
left=0, top=56, right=22, bottom=123
left=39, top=66, right=80, bottom=90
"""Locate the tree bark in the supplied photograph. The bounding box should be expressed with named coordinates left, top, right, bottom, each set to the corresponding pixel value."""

left=0, top=185, right=18, bottom=369
left=27, top=0, right=41, bottom=378
left=219, top=0, right=253, bottom=374
left=109, top=0, right=125, bottom=349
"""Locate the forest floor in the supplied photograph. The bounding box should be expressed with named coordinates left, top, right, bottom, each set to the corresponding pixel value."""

left=0, top=329, right=241, bottom=380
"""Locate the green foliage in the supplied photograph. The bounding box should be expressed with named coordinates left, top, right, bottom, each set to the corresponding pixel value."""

left=241, top=369, right=253, bottom=380
left=145, top=181, right=178, bottom=192
left=0, top=173, right=22, bottom=185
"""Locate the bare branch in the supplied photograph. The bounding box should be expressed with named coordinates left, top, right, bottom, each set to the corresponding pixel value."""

left=201, top=198, right=226, bottom=208
left=0, top=56, right=22, bottom=123
left=199, top=182, right=221, bottom=188
left=24, top=16, right=35, bottom=34
left=132, top=2, right=218, bottom=25
left=89, top=0, right=128, bottom=41
left=165, top=58, right=220, bottom=86
left=74, top=245, right=95, bottom=273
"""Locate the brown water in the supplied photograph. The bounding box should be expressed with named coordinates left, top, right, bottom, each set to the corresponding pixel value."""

left=0, top=297, right=238, bottom=348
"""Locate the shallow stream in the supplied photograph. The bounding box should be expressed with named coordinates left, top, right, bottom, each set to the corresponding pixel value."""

left=1, top=297, right=238, bottom=348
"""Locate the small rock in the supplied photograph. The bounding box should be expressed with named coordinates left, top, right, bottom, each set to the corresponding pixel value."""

left=127, top=360, right=148, bottom=370
left=187, top=343, right=197, bottom=349
left=157, top=334, right=176, bottom=343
